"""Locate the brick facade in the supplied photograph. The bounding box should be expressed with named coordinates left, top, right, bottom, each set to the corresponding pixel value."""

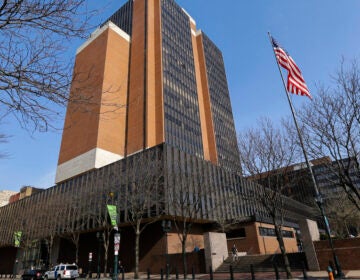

left=227, top=222, right=298, bottom=255
left=314, top=238, right=360, bottom=270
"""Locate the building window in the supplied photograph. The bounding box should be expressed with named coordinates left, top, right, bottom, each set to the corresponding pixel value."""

left=227, top=228, right=246, bottom=238
left=259, top=227, right=294, bottom=238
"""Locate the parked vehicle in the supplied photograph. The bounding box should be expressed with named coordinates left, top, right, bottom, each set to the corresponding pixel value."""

left=44, top=264, right=79, bottom=280
left=21, top=269, right=46, bottom=280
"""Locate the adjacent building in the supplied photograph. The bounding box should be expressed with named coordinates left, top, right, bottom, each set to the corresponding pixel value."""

left=0, top=190, right=16, bottom=207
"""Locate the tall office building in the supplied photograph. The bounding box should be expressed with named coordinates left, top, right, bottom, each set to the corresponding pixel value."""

left=0, top=1, right=317, bottom=273
left=56, top=0, right=240, bottom=183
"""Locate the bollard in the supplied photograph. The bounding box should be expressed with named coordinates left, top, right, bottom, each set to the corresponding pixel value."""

left=229, top=265, right=234, bottom=280
left=175, top=267, right=179, bottom=279
left=302, top=261, right=308, bottom=279
left=250, top=264, right=255, bottom=280
left=147, top=268, right=151, bottom=279
left=160, top=268, right=164, bottom=280
left=327, top=266, right=334, bottom=280
left=273, top=263, right=280, bottom=280
left=121, top=270, right=124, bottom=280
left=192, top=266, right=195, bottom=279
left=209, top=265, right=213, bottom=280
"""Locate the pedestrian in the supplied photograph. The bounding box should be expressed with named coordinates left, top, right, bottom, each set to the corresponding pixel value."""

left=231, top=244, right=238, bottom=261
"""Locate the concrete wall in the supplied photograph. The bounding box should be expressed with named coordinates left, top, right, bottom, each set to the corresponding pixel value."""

left=204, top=232, right=228, bottom=272
left=299, top=219, right=320, bottom=271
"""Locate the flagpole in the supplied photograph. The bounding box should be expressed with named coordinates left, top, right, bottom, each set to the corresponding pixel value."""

left=267, top=32, right=344, bottom=278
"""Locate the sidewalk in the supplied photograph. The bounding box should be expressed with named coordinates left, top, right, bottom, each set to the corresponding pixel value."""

left=2, top=271, right=360, bottom=280
left=83, top=270, right=360, bottom=279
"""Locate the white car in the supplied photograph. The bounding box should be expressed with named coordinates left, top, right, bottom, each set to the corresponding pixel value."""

left=44, top=264, right=79, bottom=280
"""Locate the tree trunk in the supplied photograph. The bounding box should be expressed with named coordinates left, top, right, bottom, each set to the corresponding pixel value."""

left=75, top=244, right=79, bottom=265
left=182, top=238, right=187, bottom=279
left=135, top=224, right=140, bottom=279
left=103, top=232, right=109, bottom=276
left=47, top=236, right=54, bottom=268
left=274, top=224, right=292, bottom=279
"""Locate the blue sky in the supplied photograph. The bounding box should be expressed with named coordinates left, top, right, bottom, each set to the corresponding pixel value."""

left=1, top=0, right=360, bottom=192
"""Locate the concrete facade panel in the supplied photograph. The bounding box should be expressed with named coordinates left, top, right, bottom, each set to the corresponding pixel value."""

left=56, top=148, right=123, bottom=185
left=299, top=219, right=320, bottom=271
left=204, top=232, right=228, bottom=272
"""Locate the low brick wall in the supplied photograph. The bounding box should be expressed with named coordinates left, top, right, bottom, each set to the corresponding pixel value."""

left=314, top=238, right=360, bottom=270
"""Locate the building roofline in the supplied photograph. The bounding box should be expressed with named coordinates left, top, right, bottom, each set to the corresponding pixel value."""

left=76, top=21, right=130, bottom=55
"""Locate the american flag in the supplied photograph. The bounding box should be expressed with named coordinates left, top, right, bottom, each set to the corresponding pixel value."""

left=271, top=36, right=312, bottom=99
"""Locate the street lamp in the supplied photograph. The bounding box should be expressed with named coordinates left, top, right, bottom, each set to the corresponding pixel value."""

left=96, top=232, right=103, bottom=279
left=315, top=194, right=344, bottom=278
left=161, top=220, right=172, bottom=279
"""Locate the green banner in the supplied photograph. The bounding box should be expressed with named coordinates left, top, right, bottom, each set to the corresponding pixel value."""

left=14, top=231, right=22, bottom=247
left=107, top=204, right=117, bottom=228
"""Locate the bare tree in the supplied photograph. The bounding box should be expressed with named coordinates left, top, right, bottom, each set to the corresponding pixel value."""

left=90, top=189, right=116, bottom=277
left=238, top=118, right=298, bottom=279
left=118, top=149, right=165, bottom=279
left=0, top=133, right=9, bottom=158
left=0, top=0, right=102, bottom=131
left=167, top=154, right=209, bottom=279
left=60, top=186, right=94, bottom=265
left=299, top=59, right=360, bottom=210
left=39, top=198, right=63, bottom=267
left=325, top=193, right=360, bottom=238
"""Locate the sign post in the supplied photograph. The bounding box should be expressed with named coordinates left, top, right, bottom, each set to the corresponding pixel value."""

left=107, top=203, right=120, bottom=280
left=114, top=232, right=120, bottom=280
left=13, top=231, right=22, bottom=277
left=88, top=252, right=93, bottom=278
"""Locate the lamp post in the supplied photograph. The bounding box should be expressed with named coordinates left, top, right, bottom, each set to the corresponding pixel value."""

left=96, top=232, right=103, bottom=279
left=161, top=220, right=172, bottom=279
left=107, top=192, right=120, bottom=280
left=12, top=258, right=18, bottom=279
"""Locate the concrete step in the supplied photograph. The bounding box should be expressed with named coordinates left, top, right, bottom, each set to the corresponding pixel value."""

left=216, top=253, right=306, bottom=273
